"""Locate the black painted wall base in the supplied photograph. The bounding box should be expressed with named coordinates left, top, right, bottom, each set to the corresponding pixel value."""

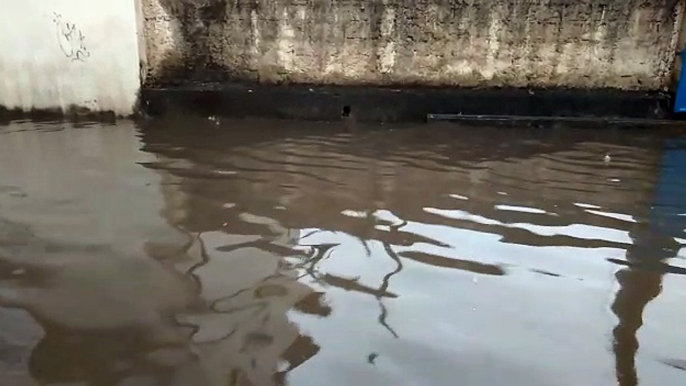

left=140, top=83, right=674, bottom=123
left=0, top=106, right=118, bottom=125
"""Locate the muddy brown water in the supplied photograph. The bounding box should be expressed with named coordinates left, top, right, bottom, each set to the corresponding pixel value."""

left=0, top=117, right=686, bottom=386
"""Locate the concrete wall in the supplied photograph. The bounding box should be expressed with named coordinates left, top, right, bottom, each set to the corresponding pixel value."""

left=0, top=0, right=143, bottom=116
left=142, top=0, right=686, bottom=91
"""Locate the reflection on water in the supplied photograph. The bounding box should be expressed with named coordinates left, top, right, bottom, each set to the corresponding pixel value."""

left=0, top=118, right=686, bottom=385
left=611, top=139, right=686, bottom=386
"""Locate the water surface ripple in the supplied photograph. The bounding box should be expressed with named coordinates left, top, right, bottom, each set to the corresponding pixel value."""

left=0, top=118, right=685, bottom=385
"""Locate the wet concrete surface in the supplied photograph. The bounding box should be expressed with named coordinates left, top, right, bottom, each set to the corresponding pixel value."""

left=140, top=84, right=673, bottom=122
left=1, top=118, right=686, bottom=385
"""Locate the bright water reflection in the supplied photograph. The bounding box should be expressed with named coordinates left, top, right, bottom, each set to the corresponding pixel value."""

left=0, top=118, right=685, bottom=385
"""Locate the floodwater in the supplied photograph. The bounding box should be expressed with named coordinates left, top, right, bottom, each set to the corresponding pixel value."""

left=0, top=117, right=686, bottom=386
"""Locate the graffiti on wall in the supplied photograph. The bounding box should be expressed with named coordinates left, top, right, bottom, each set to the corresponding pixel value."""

left=52, top=12, right=90, bottom=62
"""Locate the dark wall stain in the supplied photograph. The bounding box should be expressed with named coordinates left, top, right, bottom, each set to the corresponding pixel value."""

left=147, top=0, right=231, bottom=86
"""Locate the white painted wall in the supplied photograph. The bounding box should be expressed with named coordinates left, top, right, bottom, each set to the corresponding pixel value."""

left=0, top=0, right=142, bottom=115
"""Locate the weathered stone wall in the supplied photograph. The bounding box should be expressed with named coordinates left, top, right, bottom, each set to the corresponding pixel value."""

left=142, top=0, right=685, bottom=91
